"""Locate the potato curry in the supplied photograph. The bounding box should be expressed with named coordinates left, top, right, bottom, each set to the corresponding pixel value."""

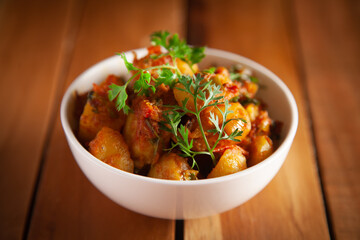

left=76, top=31, right=281, bottom=180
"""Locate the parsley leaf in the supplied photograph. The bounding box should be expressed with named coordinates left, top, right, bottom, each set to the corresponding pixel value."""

left=118, top=53, right=138, bottom=71
left=204, top=67, right=216, bottom=74
left=156, top=68, right=177, bottom=87
left=111, top=31, right=207, bottom=114
left=151, top=30, right=205, bottom=65
left=230, top=72, right=241, bottom=81
left=189, top=46, right=205, bottom=64
left=162, top=74, right=244, bottom=166
left=110, top=32, right=247, bottom=168
left=249, top=76, right=259, bottom=83
left=151, top=31, right=170, bottom=48
left=133, top=71, right=155, bottom=96
left=108, top=84, right=130, bottom=114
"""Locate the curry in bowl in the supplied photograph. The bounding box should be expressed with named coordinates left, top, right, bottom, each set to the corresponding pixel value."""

left=75, top=31, right=281, bottom=180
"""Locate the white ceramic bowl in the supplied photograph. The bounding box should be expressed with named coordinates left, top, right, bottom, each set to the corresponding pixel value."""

left=61, top=48, right=298, bottom=219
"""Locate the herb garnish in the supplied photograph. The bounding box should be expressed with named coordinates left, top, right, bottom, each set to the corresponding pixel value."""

left=109, top=31, right=244, bottom=167
left=109, top=31, right=205, bottom=113
left=150, top=31, right=205, bottom=66
left=161, top=74, right=243, bottom=165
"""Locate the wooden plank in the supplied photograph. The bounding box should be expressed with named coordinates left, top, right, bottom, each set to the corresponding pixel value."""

left=185, top=0, right=330, bottom=239
left=0, top=0, right=82, bottom=239
left=294, top=0, right=360, bottom=239
left=185, top=215, right=222, bottom=240
left=27, top=0, right=185, bottom=239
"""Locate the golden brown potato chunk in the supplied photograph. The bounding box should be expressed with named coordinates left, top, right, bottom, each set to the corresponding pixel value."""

left=148, top=153, right=198, bottom=180
left=245, top=103, right=260, bottom=122
left=78, top=75, right=125, bottom=145
left=248, top=135, right=274, bottom=166
left=207, top=146, right=247, bottom=178
left=123, top=97, right=170, bottom=169
left=176, top=58, right=198, bottom=76
left=89, top=127, right=134, bottom=173
left=78, top=98, right=125, bottom=144
left=190, top=102, right=251, bottom=152
left=211, top=67, right=231, bottom=85
left=202, top=102, right=251, bottom=141
left=173, top=82, right=203, bottom=113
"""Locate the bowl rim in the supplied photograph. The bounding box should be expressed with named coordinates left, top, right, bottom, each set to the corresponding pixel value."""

left=60, top=47, right=298, bottom=186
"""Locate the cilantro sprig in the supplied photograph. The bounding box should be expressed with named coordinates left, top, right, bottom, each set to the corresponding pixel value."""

left=151, top=31, right=205, bottom=65
left=161, top=74, right=244, bottom=165
left=109, top=31, right=205, bottom=114
left=109, top=31, right=244, bottom=168
left=207, top=101, right=245, bottom=144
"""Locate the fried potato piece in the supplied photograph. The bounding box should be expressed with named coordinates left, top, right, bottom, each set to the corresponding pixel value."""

left=207, top=146, right=247, bottom=178
left=211, top=67, right=231, bottom=85
left=245, top=103, right=260, bottom=122
left=255, top=110, right=272, bottom=136
left=190, top=102, right=251, bottom=152
left=148, top=153, right=198, bottom=180
left=78, top=75, right=125, bottom=145
left=89, top=127, right=134, bottom=173
left=176, top=58, right=198, bottom=76
left=248, top=135, right=273, bottom=167
left=201, top=103, right=251, bottom=141
left=173, top=82, right=203, bottom=113
left=123, top=97, right=170, bottom=169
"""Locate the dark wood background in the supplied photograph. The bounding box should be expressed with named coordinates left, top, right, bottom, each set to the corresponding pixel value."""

left=0, top=0, right=359, bottom=239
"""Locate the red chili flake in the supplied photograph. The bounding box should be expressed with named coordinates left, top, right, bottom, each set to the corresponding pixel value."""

left=224, top=84, right=239, bottom=93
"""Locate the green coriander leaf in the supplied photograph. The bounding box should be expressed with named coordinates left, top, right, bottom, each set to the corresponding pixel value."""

left=150, top=54, right=159, bottom=59
left=151, top=31, right=170, bottom=47
left=204, top=67, right=216, bottom=74
left=189, top=47, right=205, bottom=64
left=159, top=122, right=172, bottom=133
left=207, top=129, right=219, bottom=135
left=161, top=109, right=183, bottom=135
left=208, top=112, right=221, bottom=133
left=178, top=125, right=193, bottom=150
left=150, top=53, right=166, bottom=60
left=180, top=97, right=189, bottom=109
left=108, top=84, right=121, bottom=101
left=134, top=71, right=155, bottom=96
left=230, top=72, right=241, bottom=81
left=227, top=129, right=243, bottom=142
left=168, top=34, right=180, bottom=49
left=189, top=172, right=197, bottom=180
left=123, top=105, right=131, bottom=114
left=240, top=97, right=260, bottom=106
left=249, top=76, right=259, bottom=83
left=118, top=53, right=138, bottom=71
left=156, top=68, right=177, bottom=87
left=108, top=84, right=130, bottom=114
left=198, top=88, right=206, bottom=100
left=230, top=95, right=240, bottom=102
left=150, top=31, right=205, bottom=67
left=224, top=117, right=240, bottom=126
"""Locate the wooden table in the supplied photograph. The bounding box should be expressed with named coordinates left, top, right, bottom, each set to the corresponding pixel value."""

left=1, top=0, right=359, bottom=239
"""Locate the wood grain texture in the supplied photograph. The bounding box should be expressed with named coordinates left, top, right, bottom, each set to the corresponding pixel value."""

left=27, top=0, right=185, bottom=239
left=2, top=0, right=359, bottom=238
left=185, top=215, right=222, bottom=240
left=0, top=0, right=81, bottom=238
left=28, top=120, right=174, bottom=240
left=185, top=0, right=329, bottom=239
left=294, top=0, right=360, bottom=239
